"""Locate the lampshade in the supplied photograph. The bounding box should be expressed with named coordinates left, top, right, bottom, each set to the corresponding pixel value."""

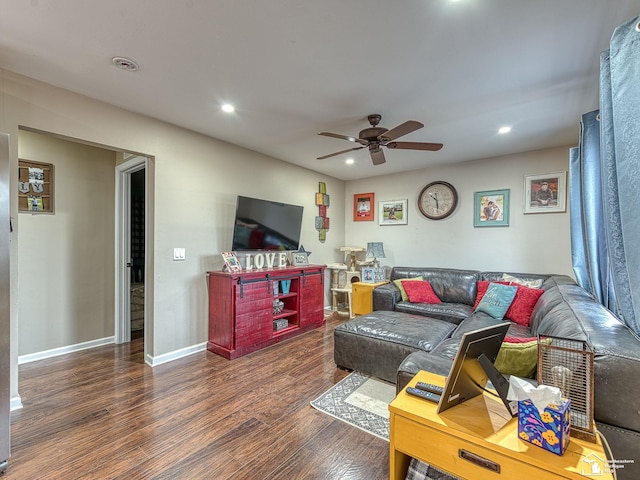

left=366, top=242, right=386, bottom=259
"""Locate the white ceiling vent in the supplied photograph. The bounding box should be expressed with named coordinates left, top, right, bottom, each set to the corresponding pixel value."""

left=112, top=56, right=139, bottom=71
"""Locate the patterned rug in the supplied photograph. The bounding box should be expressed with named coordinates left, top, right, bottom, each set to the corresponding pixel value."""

left=310, top=371, right=397, bottom=440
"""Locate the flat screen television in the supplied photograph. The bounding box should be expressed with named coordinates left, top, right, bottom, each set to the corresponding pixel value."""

left=436, top=322, right=516, bottom=416
left=231, top=195, right=304, bottom=251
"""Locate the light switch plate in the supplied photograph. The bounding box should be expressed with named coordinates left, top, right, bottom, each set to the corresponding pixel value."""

left=173, top=247, right=186, bottom=261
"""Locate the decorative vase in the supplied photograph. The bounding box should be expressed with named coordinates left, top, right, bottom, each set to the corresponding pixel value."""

left=281, top=279, right=291, bottom=294
left=272, top=299, right=284, bottom=315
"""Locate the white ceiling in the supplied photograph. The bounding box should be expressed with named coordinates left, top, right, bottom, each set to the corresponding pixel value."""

left=1, top=1, right=638, bottom=181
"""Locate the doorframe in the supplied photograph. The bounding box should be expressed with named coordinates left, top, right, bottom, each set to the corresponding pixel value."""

left=115, top=155, right=147, bottom=345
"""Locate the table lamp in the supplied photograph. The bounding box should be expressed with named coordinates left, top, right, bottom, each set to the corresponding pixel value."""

left=366, top=242, right=385, bottom=267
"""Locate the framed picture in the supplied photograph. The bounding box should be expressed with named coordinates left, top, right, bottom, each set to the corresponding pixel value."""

left=524, top=171, right=567, bottom=214
left=373, top=268, right=386, bottom=283
left=354, top=192, right=374, bottom=221
left=221, top=251, right=242, bottom=273
left=379, top=199, right=408, bottom=225
left=361, top=267, right=376, bottom=283
left=474, top=189, right=510, bottom=227
left=291, top=251, right=309, bottom=266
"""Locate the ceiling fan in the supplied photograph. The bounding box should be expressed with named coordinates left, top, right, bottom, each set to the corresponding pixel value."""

left=317, top=114, right=443, bottom=165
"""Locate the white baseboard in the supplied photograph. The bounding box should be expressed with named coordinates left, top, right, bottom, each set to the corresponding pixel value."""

left=144, top=342, right=207, bottom=366
left=10, top=395, right=23, bottom=411
left=18, top=337, right=207, bottom=369
left=18, top=336, right=115, bottom=365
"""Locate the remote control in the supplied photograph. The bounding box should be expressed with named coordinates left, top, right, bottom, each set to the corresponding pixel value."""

left=415, top=382, right=444, bottom=395
left=406, top=387, right=441, bottom=403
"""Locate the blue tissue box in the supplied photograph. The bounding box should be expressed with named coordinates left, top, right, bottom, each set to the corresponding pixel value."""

left=518, top=398, right=570, bottom=456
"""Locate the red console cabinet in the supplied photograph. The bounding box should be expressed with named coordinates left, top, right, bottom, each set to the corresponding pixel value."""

left=207, top=265, right=325, bottom=359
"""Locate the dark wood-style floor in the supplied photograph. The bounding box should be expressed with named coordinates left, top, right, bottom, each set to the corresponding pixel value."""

left=7, top=313, right=389, bottom=479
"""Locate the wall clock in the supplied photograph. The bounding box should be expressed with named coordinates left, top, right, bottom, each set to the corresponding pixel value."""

left=418, top=181, right=458, bottom=220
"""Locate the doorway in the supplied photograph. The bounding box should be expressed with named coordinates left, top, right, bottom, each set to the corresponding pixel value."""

left=115, top=155, right=149, bottom=345
left=129, top=168, right=145, bottom=340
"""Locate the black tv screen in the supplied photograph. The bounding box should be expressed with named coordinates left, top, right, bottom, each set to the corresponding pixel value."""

left=231, top=196, right=304, bottom=251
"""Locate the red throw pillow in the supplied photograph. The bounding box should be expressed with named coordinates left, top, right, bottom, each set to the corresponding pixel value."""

left=505, top=286, right=545, bottom=326
left=473, top=281, right=510, bottom=310
left=504, top=336, right=538, bottom=343
left=401, top=280, right=442, bottom=304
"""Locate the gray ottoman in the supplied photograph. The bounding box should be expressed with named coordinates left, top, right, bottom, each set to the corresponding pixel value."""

left=333, top=311, right=457, bottom=383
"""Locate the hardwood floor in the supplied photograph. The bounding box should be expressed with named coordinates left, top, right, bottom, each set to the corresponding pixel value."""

left=7, top=313, right=389, bottom=479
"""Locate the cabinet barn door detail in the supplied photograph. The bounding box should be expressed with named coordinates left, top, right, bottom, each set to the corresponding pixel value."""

left=233, top=281, right=272, bottom=348
left=299, top=273, right=324, bottom=328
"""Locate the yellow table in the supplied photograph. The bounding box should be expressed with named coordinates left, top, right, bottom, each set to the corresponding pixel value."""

left=352, top=281, right=388, bottom=316
left=389, top=371, right=614, bottom=480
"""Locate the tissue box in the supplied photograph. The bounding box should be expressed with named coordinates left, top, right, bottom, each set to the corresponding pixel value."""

left=518, top=398, right=570, bottom=456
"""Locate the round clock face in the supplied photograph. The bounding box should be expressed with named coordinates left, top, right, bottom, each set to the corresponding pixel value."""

left=418, top=181, right=458, bottom=220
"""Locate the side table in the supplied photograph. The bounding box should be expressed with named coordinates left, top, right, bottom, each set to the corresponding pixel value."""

left=389, top=370, right=614, bottom=480
left=352, top=281, right=388, bottom=316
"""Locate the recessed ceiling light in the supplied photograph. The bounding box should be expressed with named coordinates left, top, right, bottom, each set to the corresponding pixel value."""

left=112, top=56, right=139, bottom=71
left=221, top=103, right=235, bottom=113
left=498, top=126, right=512, bottom=134
left=345, top=158, right=354, bottom=165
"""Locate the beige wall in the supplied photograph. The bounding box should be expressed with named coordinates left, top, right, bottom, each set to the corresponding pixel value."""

left=18, top=131, right=116, bottom=355
left=345, top=146, right=574, bottom=276
left=1, top=69, right=346, bottom=404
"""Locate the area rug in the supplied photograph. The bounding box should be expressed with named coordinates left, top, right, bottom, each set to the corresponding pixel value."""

left=310, top=371, right=397, bottom=440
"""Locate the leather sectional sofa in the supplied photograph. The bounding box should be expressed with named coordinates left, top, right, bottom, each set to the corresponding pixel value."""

left=333, top=267, right=640, bottom=479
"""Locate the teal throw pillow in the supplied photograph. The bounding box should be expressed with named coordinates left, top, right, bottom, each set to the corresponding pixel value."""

left=474, top=283, right=517, bottom=320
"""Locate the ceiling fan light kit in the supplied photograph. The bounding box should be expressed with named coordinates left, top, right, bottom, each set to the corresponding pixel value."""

left=317, top=114, right=443, bottom=165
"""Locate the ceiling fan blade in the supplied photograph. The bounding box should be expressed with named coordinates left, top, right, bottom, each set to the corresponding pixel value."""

left=386, top=141, right=443, bottom=151
left=370, top=148, right=386, bottom=165
left=317, top=146, right=365, bottom=160
left=378, top=120, right=424, bottom=142
left=318, top=132, right=368, bottom=146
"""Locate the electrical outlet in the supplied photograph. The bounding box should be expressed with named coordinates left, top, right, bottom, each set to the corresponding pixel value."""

left=173, top=248, right=186, bottom=261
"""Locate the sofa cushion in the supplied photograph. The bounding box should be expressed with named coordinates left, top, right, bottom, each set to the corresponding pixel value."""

left=402, top=280, right=441, bottom=304
left=395, top=301, right=472, bottom=325
left=474, top=283, right=517, bottom=320
left=334, top=311, right=457, bottom=384
left=531, top=286, right=591, bottom=340
left=334, top=311, right=456, bottom=352
left=390, top=267, right=480, bottom=305
left=372, top=282, right=402, bottom=312
left=529, top=286, right=567, bottom=332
